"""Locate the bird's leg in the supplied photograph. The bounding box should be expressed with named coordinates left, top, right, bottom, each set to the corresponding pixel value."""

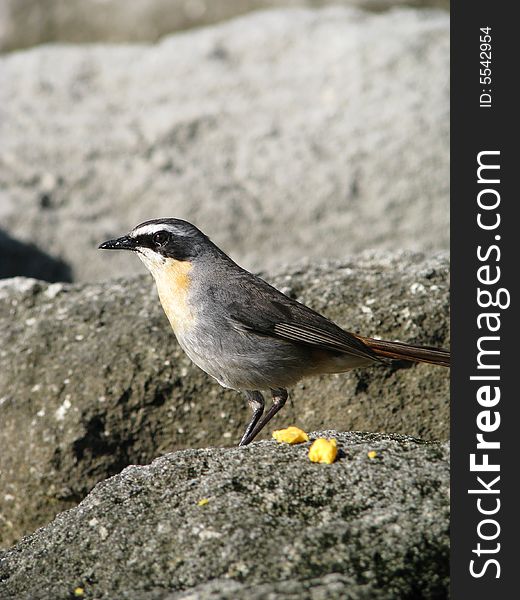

left=239, top=388, right=288, bottom=446
left=239, top=390, right=265, bottom=446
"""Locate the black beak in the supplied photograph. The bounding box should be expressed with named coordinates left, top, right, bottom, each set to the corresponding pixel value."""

left=98, top=235, right=136, bottom=251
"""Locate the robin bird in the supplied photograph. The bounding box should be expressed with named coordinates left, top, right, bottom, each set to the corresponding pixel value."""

left=99, top=218, right=449, bottom=446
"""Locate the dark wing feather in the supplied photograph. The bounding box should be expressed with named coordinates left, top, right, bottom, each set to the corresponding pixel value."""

left=224, top=280, right=379, bottom=363
left=271, top=322, right=378, bottom=361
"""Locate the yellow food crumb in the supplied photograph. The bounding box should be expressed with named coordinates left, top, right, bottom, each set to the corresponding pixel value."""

left=73, top=588, right=85, bottom=597
left=197, top=498, right=210, bottom=506
left=308, top=438, right=338, bottom=464
left=272, top=426, right=309, bottom=444
left=367, top=450, right=378, bottom=459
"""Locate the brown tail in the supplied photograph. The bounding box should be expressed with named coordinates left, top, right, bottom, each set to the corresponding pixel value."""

left=356, top=335, right=450, bottom=367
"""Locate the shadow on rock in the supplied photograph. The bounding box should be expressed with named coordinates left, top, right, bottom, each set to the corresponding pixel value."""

left=0, top=229, right=72, bottom=282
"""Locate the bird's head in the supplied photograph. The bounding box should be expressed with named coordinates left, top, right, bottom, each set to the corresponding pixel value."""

left=98, top=218, right=214, bottom=277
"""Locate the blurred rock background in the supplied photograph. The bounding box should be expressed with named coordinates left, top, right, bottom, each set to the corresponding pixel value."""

left=1, top=0, right=449, bottom=52
left=0, top=3, right=449, bottom=282
left=0, top=0, right=449, bottom=573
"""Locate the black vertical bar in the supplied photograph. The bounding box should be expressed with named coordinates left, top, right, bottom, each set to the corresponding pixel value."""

left=452, top=2, right=518, bottom=598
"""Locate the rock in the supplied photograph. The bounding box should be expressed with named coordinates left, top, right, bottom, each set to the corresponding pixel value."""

left=0, top=431, right=450, bottom=599
left=0, top=8, right=449, bottom=282
left=0, top=251, right=449, bottom=548
left=0, top=229, right=72, bottom=282
left=0, top=1, right=449, bottom=53
left=163, top=573, right=388, bottom=599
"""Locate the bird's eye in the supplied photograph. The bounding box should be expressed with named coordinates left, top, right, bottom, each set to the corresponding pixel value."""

left=153, top=231, right=169, bottom=246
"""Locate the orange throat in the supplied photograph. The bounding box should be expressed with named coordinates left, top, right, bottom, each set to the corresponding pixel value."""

left=152, top=259, right=195, bottom=334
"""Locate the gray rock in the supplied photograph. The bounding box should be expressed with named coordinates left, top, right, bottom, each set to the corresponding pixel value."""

left=163, top=573, right=387, bottom=600
left=0, top=228, right=72, bottom=281
left=0, top=8, right=449, bottom=282
left=0, top=251, right=449, bottom=549
left=0, top=431, right=450, bottom=599
left=0, top=1, right=449, bottom=53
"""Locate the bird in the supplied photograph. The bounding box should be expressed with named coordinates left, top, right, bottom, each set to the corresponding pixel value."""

left=99, top=218, right=449, bottom=446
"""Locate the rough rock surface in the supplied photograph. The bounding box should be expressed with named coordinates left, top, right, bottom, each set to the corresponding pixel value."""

left=0, top=431, right=450, bottom=600
left=0, top=252, right=449, bottom=548
left=0, top=8, right=449, bottom=282
left=163, top=574, right=388, bottom=600
left=0, top=1, right=449, bottom=52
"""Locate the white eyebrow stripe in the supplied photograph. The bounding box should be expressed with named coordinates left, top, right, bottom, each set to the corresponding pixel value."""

left=130, top=223, right=184, bottom=237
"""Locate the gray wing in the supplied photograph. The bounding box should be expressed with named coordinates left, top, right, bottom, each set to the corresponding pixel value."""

left=221, top=270, right=379, bottom=363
